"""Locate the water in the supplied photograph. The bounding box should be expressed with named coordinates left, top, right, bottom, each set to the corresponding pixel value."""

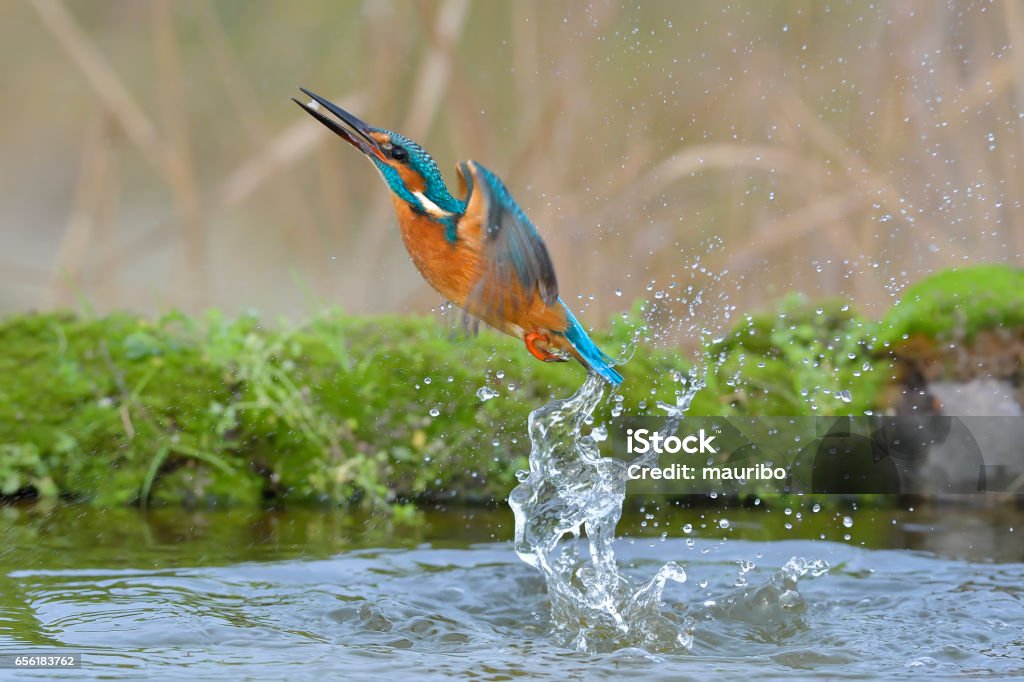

left=1, top=504, right=1022, bottom=679
left=3, top=373, right=1023, bottom=678
left=508, top=372, right=706, bottom=651
left=3, top=376, right=1023, bottom=678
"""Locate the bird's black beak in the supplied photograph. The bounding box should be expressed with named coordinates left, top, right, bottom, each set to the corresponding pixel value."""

left=293, top=88, right=385, bottom=161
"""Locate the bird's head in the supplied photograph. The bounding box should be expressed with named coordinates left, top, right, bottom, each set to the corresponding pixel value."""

left=294, top=88, right=463, bottom=219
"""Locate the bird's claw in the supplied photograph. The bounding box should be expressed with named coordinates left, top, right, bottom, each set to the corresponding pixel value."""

left=525, top=332, right=567, bottom=362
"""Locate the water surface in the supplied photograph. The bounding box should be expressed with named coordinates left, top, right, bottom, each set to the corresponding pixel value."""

left=0, top=505, right=1021, bottom=679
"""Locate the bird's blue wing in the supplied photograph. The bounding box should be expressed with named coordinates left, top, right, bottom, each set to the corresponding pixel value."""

left=457, top=160, right=558, bottom=322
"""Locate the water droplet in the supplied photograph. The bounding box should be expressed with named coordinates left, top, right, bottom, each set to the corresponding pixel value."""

left=615, top=288, right=623, bottom=297
left=838, top=390, right=853, bottom=403
left=842, top=516, right=854, bottom=528
left=428, top=407, right=440, bottom=417
left=719, top=519, right=730, bottom=529
left=423, top=377, right=432, bottom=384
left=476, top=386, right=499, bottom=401
left=496, top=370, right=505, bottom=380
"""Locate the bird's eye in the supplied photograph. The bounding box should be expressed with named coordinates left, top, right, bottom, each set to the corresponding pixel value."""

left=391, top=146, right=408, bottom=161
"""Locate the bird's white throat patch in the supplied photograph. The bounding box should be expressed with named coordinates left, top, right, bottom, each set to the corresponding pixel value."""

left=413, top=191, right=452, bottom=217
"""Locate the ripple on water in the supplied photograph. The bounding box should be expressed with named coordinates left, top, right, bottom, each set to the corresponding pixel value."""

left=1, top=538, right=1022, bottom=680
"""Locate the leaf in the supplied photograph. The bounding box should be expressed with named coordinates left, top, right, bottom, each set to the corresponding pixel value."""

left=139, top=443, right=171, bottom=508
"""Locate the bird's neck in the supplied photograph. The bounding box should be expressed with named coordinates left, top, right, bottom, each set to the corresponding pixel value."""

left=373, top=159, right=466, bottom=217
left=405, top=186, right=464, bottom=244
left=415, top=177, right=465, bottom=219
left=390, top=193, right=461, bottom=243
left=425, top=183, right=466, bottom=244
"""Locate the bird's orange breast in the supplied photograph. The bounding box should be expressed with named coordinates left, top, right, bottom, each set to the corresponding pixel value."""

left=391, top=195, right=568, bottom=338
left=392, top=196, right=478, bottom=306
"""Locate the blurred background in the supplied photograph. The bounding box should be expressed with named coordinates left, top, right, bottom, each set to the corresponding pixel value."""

left=2, top=0, right=1022, bottom=333
left=1, top=7, right=1022, bottom=674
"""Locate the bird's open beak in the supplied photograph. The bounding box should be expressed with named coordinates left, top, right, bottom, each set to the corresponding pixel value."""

left=292, top=88, right=385, bottom=161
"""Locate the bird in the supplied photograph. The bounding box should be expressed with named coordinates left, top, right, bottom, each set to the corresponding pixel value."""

left=293, top=88, right=623, bottom=386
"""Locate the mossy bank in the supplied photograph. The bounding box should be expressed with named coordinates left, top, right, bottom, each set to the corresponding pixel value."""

left=1, top=265, right=1020, bottom=509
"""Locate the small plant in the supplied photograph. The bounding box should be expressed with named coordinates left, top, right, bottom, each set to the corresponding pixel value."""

left=0, top=443, right=57, bottom=499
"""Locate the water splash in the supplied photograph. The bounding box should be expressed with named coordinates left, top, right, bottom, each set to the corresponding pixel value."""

left=509, top=368, right=829, bottom=653
left=476, top=386, right=499, bottom=401
left=694, top=557, right=830, bottom=643
left=508, top=371, right=702, bottom=652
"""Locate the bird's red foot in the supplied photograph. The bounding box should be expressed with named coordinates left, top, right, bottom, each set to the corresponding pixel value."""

left=525, top=332, right=567, bottom=362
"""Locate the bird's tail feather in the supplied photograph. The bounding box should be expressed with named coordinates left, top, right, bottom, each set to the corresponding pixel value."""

left=561, top=306, right=624, bottom=386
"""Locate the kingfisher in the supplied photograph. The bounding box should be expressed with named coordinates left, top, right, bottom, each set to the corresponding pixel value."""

left=293, top=88, right=623, bottom=386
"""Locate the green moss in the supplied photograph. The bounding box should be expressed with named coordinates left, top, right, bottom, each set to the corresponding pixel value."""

left=1, top=267, right=1019, bottom=509
left=0, top=312, right=239, bottom=506
left=879, top=264, right=1024, bottom=345
left=708, top=294, right=889, bottom=416
left=0, top=308, right=695, bottom=509
left=0, top=443, right=56, bottom=499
